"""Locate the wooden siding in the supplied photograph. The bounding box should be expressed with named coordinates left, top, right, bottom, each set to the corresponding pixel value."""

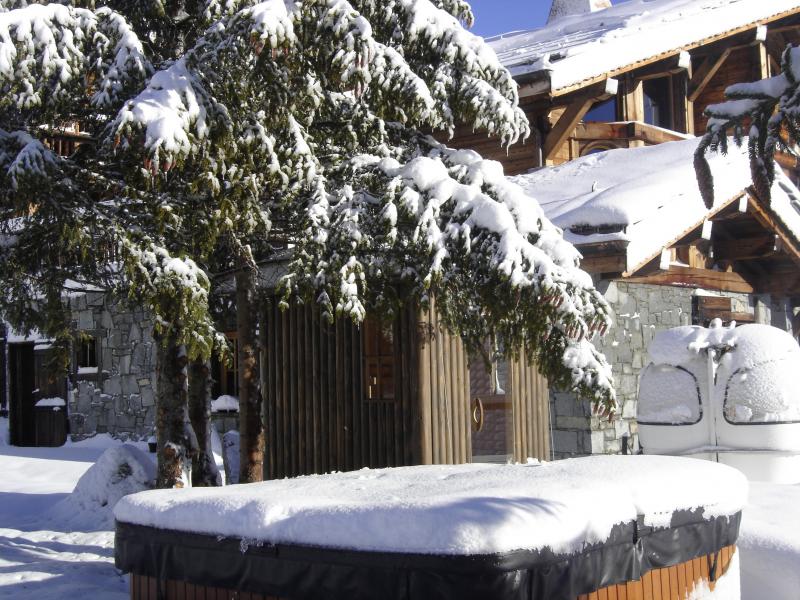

left=417, top=300, right=471, bottom=465
left=130, top=546, right=737, bottom=600
left=263, top=301, right=420, bottom=479
left=577, top=545, right=738, bottom=600
left=693, top=45, right=761, bottom=135
left=509, top=346, right=551, bottom=462
left=262, top=300, right=475, bottom=478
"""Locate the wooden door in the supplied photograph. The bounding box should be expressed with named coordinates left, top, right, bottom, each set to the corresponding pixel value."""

left=9, top=343, right=36, bottom=446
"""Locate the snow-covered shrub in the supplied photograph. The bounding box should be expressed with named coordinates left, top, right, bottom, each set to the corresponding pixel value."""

left=49, top=444, right=155, bottom=530
left=222, top=430, right=240, bottom=485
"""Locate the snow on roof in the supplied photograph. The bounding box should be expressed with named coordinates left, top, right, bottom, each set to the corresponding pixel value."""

left=510, top=137, right=800, bottom=272
left=114, top=455, right=747, bottom=556
left=488, top=0, right=800, bottom=94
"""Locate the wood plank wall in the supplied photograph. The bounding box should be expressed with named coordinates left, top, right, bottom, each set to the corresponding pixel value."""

left=417, top=301, right=471, bottom=465
left=509, top=347, right=551, bottom=462
left=263, top=301, right=421, bottom=479
left=694, top=46, right=759, bottom=135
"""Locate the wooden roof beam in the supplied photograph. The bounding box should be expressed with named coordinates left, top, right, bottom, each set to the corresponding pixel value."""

left=688, top=49, right=732, bottom=102
left=712, top=234, right=779, bottom=261
left=688, top=26, right=768, bottom=102
left=543, top=78, right=618, bottom=161
left=632, top=52, right=692, bottom=81
left=745, top=190, right=800, bottom=267
left=624, top=266, right=755, bottom=294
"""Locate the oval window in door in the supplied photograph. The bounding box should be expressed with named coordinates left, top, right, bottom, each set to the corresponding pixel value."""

left=723, top=356, right=800, bottom=424
left=638, top=364, right=703, bottom=425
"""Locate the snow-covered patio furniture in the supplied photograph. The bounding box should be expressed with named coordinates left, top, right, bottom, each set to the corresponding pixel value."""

left=638, top=321, right=800, bottom=483
left=114, top=455, right=745, bottom=600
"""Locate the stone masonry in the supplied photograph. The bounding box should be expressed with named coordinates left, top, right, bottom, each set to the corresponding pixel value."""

left=66, top=291, right=157, bottom=440
left=549, top=280, right=796, bottom=459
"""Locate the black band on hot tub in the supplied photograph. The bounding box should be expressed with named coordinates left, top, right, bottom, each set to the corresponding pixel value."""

left=115, top=509, right=741, bottom=600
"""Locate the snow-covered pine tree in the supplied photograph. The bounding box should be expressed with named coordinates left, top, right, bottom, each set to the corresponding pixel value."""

left=0, top=1, right=230, bottom=487
left=111, top=0, right=616, bottom=409
left=1, top=1, right=616, bottom=486
left=696, top=44, right=800, bottom=206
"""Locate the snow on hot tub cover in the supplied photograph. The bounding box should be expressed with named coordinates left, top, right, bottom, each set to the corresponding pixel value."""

left=114, top=455, right=746, bottom=556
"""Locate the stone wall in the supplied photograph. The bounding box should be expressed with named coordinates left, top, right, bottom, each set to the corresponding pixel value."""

left=549, top=281, right=796, bottom=459
left=67, top=291, right=157, bottom=440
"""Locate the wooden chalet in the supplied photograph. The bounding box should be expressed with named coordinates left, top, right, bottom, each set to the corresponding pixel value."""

left=447, top=0, right=800, bottom=459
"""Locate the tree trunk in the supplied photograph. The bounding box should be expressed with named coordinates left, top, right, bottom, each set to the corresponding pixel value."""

left=188, top=357, right=222, bottom=487
left=155, top=333, right=198, bottom=488
left=236, top=267, right=264, bottom=483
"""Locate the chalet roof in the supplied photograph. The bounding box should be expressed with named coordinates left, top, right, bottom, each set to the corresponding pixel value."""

left=488, top=0, right=800, bottom=96
left=510, top=137, right=800, bottom=274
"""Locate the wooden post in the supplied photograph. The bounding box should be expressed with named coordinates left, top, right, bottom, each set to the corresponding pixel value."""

left=417, top=306, right=433, bottom=464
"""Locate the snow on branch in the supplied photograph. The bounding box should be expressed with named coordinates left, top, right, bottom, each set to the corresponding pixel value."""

left=120, top=238, right=224, bottom=359
left=286, top=137, right=615, bottom=411
left=696, top=44, right=800, bottom=206
left=0, top=127, right=60, bottom=191
left=0, top=3, right=148, bottom=110
left=111, top=0, right=296, bottom=165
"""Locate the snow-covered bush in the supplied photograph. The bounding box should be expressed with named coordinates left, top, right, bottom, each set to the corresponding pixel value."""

left=48, top=444, right=155, bottom=530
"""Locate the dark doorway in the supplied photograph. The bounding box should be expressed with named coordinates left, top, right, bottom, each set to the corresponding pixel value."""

left=9, top=343, right=36, bottom=446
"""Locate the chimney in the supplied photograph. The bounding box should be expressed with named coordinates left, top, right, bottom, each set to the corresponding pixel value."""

left=547, top=0, right=612, bottom=23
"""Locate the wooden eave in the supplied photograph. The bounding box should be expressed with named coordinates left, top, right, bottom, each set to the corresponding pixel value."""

left=622, top=191, right=747, bottom=277
left=516, top=6, right=800, bottom=100
left=618, top=187, right=800, bottom=295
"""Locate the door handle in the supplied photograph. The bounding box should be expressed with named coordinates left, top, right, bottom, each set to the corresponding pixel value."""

left=471, top=397, right=485, bottom=433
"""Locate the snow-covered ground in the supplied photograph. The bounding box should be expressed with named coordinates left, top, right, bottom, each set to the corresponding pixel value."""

left=738, top=482, right=800, bottom=600
left=0, top=418, right=144, bottom=599
left=0, top=415, right=797, bottom=599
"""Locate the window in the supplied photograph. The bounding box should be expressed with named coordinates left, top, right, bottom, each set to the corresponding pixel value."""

left=363, top=318, right=394, bottom=401
left=643, top=77, right=672, bottom=129
left=77, top=337, right=97, bottom=369
left=584, top=97, right=617, bottom=123
left=638, top=364, right=702, bottom=425
left=723, top=358, right=800, bottom=424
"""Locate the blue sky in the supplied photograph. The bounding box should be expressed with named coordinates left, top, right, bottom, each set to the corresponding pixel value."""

left=467, top=0, right=624, bottom=38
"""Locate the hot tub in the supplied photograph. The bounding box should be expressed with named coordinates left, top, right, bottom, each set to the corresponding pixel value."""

left=114, top=455, right=745, bottom=600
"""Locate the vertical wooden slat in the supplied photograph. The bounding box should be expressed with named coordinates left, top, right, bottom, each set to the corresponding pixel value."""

left=280, top=307, right=290, bottom=478
left=617, top=582, right=628, bottom=600
left=642, top=570, right=654, bottom=600
left=677, top=557, right=688, bottom=600
left=651, top=569, right=663, bottom=600
left=668, top=562, right=679, bottom=598
left=147, top=574, right=157, bottom=600
left=327, top=317, right=337, bottom=472
left=628, top=578, right=642, bottom=600
left=598, top=586, right=609, bottom=600
left=417, top=306, right=433, bottom=464
left=335, top=318, right=345, bottom=471
left=302, top=305, right=313, bottom=474
left=294, top=305, right=304, bottom=474
left=456, top=336, right=467, bottom=463
left=311, top=306, right=320, bottom=474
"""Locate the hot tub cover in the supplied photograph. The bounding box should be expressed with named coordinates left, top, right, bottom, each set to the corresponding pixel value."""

left=115, top=456, right=745, bottom=599
left=115, top=455, right=744, bottom=556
